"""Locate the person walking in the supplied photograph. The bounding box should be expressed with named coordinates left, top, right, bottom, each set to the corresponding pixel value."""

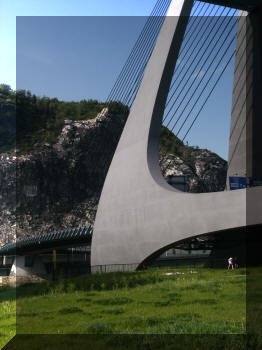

left=228, top=257, right=234, bottom=270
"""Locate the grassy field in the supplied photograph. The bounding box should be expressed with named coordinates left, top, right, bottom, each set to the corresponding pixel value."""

left=0, top=287, right=15, bottom=349
left=0, top=266, right=247, bottom=349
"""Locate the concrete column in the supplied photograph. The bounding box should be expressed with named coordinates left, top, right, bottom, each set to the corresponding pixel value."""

left=246, top=3, right=262, bottom=178
left=227, top=11, right=248, bottom=183
left=2, top=255, right=7, bottom=266
left=227, top=4, right=262, bottom=185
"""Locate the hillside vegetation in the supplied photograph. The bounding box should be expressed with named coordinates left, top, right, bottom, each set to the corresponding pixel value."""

left=1, top=84, right=199, bottom=160
left=1, top=85, right=129, bottom=153
left=0, top=85, right=16, bottom=153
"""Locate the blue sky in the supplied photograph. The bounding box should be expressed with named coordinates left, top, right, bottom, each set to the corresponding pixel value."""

left=1, top=0, right=238, bottom=160
left=16, top=16, right=148, bottom=101
left=0, top=0, right=157, bottom=90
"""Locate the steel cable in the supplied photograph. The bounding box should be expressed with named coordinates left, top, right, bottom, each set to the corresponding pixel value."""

left=109, top=0, right=170, bottom=103
left=181, top=50, right=236, bottom=142
left=122, top=1, right=210, bottom=106
left=90, top=0, right=171, bottom=183
left=162, top=13, right=246, bottom=175
left=107, top=0, right=169, bottom=102
left=163, top=5, right=227, bottom=124
left=109, top=0, right=203, bottom=105
left=162, top=48, right=236, bottom=174
left=164, top=8, right=234, bottom=129
left=174, top=23, right=238, bottom=136
left=119, top=0, right=171, bottom=103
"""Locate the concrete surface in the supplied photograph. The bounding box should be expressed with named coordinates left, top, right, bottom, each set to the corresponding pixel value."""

left=91, top=0, right=262, bottom=270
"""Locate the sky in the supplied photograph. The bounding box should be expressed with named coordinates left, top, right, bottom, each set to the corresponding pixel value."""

left=0, top=0, right=159, bottom=90
left=16, top=16, right=151, bottom=102
left=0, top=0, right=238, bottom=160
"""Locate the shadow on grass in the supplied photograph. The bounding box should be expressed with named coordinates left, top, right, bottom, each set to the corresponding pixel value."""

left=101, top=308, right=124, bottom=315
left=0, top=288, right=16, bottom=303
left=58, top=307, right=84, bottom=315
left=3, top=334, right=253, bottom=350
left=13, top=269, right=169, bottom=301
left=93, top=297, right=133, bottom=306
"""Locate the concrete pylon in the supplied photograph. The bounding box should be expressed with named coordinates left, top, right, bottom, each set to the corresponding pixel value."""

left=10, top=255, right=47, bottom=276
left=91, top=0, right=262, bottom=271
left=227, top=4, right=262, bottom=184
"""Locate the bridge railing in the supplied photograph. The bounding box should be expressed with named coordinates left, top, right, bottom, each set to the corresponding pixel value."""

left=0, top=225, right=93, bottom=256
left=91, top=263, right=139, bottom=274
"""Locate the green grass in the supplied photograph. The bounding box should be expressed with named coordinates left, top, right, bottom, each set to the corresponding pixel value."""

left=246, top=267, right=262, bottom=337
left=0, top=288, right=16, bottom=349
left=0, top=267, right=248, bottom=348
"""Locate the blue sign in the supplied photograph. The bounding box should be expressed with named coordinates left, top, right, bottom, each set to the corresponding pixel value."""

left=229, top=176, right=246, bottom=190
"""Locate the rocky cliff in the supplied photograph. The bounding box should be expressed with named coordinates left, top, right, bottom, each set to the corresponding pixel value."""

left=0, top=108, right=227, bottom=245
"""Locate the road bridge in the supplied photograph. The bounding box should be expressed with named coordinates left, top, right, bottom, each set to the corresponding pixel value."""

left=0, top=225, right=93, bottom=276
left=91, top=0, right=262, bottom=271
left=1, top=0, right=262, bottom=274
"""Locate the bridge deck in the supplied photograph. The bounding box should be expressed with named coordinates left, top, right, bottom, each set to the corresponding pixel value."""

left=0, top=225, right=93, bottom=256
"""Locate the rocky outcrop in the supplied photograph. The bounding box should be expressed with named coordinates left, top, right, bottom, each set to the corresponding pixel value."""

left=161, top=149, right=227, bottom=193
left=0, top=155, right=16, bottom=245
left=0, top=108, right=227, bottom=245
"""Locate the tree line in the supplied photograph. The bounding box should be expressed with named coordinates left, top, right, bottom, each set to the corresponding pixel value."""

left=0, top=84, right=199, bottom=163
left=0, top=84, right=129, bottom=153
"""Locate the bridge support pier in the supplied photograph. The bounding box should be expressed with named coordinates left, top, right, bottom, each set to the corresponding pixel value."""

left=2, top=255, right=7, bottom=266
left=91, top=1, right=262, bottom=271
left=10, top=255, right=47, bottom=277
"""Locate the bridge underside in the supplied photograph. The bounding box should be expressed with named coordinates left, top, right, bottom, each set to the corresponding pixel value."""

left=200, top=0, right=262, bottom=12
left=141, top=224, right=262, bottom=268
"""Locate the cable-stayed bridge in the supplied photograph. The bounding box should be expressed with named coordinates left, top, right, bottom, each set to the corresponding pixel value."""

left=91, top=0, right=262, bottom=271
left=1, top=0, right=262, bottom=275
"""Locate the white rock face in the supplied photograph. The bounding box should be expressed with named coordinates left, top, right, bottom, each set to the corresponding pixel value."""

left=0, top=108, right=226, bottom=245
left=160, top=149, right=227, bottom=193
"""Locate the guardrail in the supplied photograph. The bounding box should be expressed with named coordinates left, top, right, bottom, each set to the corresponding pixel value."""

left=91, top=263, right=139, bottom=273
left=0, top=257, right=244, bottom=278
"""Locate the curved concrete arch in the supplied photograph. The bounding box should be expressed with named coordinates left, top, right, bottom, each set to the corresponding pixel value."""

left=91, top=0, right=262, bottom=270
left=137, top=225, right=248, bottom=269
